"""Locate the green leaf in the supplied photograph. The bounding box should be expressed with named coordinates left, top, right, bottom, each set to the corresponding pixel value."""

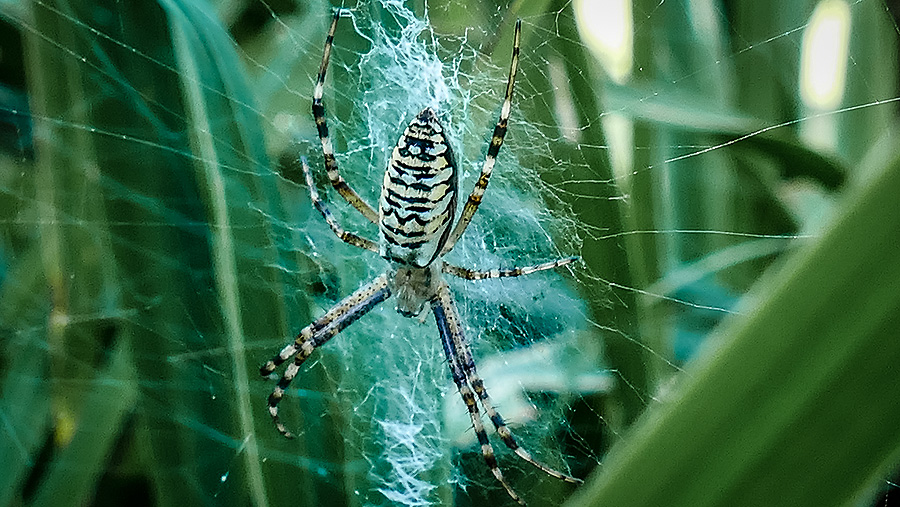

left=566, top=127, right=900, bottom=507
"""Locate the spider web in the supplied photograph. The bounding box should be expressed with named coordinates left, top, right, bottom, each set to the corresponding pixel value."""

left=0, top=0, right=898, bottom=506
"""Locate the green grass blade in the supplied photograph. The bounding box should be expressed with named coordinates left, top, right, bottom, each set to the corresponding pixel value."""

left=15, top=1, right=291, bottom=505
left=566, top=127, right=900, bottom=506
left=28, top=341, right=138, bottom=507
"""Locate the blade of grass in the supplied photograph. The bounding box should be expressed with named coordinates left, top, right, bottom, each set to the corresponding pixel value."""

left=28, top=340, right=137, bottom=507
left=566, top=126, right=900, bottom=507
left=20, top=1, right=294, bottom=505
left=0, top=251, right=51, bottom=507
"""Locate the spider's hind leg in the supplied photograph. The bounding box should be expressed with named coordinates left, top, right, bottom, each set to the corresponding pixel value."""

left=312, top=9, right=380, bottom=224
left=301, top=157, right=379, bottom=253
left=441, top=19, right=522, bottom=255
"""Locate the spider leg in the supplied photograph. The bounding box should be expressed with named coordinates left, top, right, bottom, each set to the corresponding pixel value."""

left=261, top=274, right=392, bottom=438
left=442, top=256, right=578, bottom=280
left=432, top=291, right=526, bottom=506
left=441, top=19, right=521, bottom=256
left=302, top=157, right=379, bottom=253
left=313, top=9, right=380, bottom=224
left=434, top=282, right=583, bottom=486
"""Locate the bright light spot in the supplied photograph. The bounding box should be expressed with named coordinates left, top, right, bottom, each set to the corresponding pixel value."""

left=273, top=112, right=295, bottom=134
left=549, top=58, right=581, bottom=143
left=800, top=0, right=851, bottom=110
left=603, top=112, right=634, bottom=185
left=574, top=0, right=633, bottom=84
left=54, top=410, right=77, bottom=446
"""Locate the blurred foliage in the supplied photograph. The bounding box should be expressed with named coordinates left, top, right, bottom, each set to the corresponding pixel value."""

left=0, top=0, right=898, bottom=506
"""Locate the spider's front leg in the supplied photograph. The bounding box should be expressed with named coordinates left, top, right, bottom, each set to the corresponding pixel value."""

left=261, top=274, right=392, bottom=438
left=432, top=281, right=582, bottom=504
left=432, top=285, right=526, bottom=505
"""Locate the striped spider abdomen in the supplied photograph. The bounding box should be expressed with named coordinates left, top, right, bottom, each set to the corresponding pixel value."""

left=379, top=107, right=458, bottom=268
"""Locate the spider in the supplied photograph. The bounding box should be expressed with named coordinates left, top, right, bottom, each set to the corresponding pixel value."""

left=260, top=10, right=583, bottom=505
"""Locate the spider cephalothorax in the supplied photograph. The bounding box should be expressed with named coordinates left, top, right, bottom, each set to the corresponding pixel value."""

left=391, top=263, right=442, bottom=317
left=261, top=10, right=581, bottom=505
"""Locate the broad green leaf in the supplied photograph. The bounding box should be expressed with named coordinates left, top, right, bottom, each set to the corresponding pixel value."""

left=567, top=128, right=900, bottom=507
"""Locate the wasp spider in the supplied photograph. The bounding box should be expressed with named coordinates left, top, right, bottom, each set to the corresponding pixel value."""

left=261, top=10, right=582, bottom=504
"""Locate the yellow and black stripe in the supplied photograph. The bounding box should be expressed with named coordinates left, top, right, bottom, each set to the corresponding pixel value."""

left=267, top=13, right=582, bottom=503
left=379, top=107, right=458, bottom=267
